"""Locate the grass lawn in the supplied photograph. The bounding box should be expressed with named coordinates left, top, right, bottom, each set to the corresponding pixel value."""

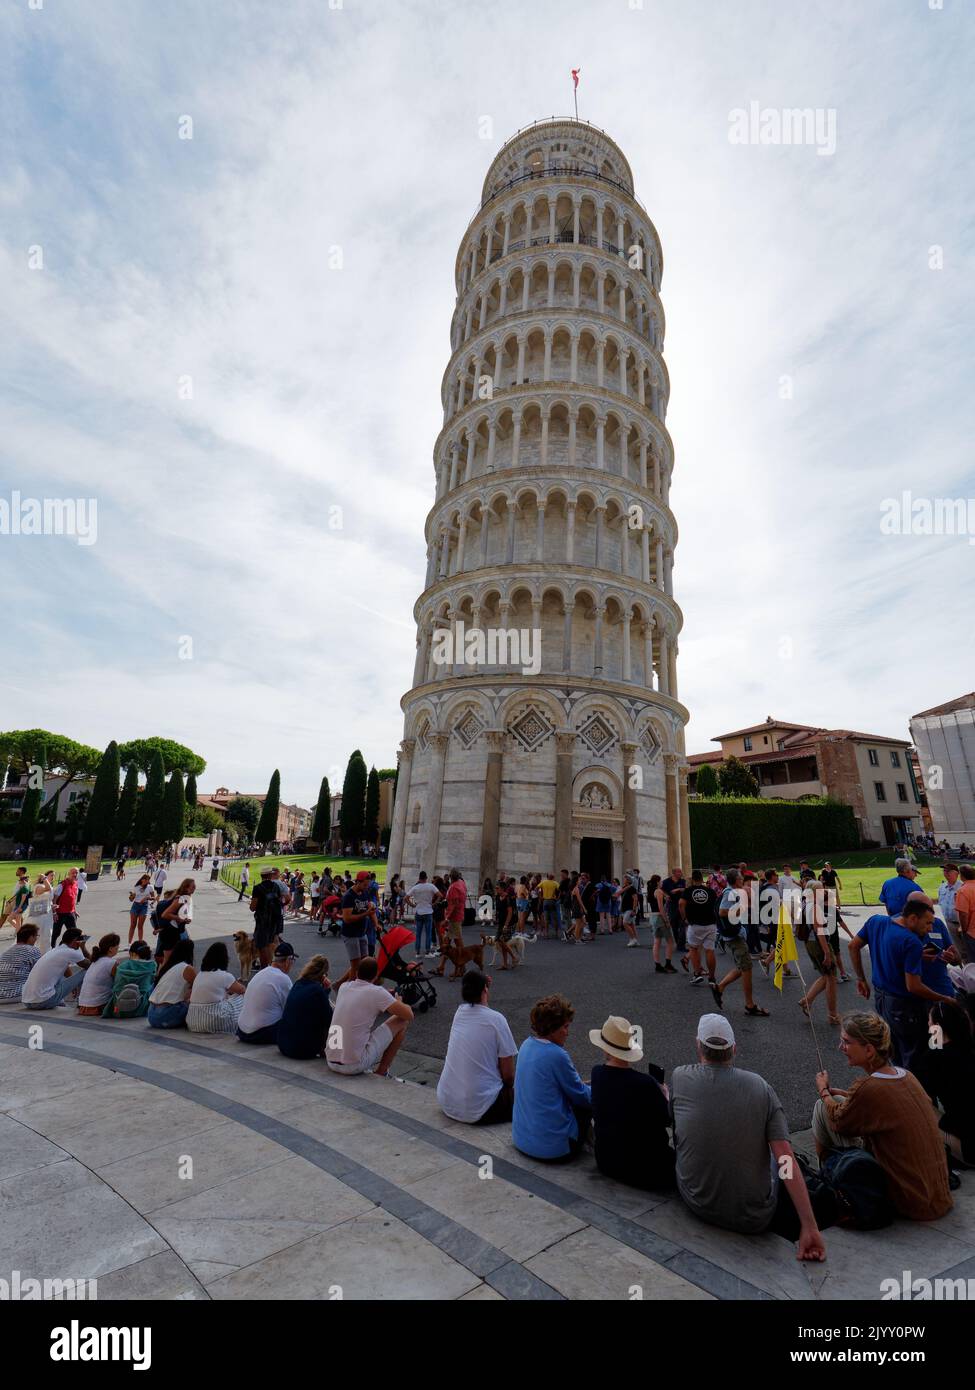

left=746, top=850, right=948, bottom=907
left=0, top=858, right=92, bottom=908
left=218, top=854, right=388, bottom=892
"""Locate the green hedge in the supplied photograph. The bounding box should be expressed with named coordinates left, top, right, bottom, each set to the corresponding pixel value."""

left=689, top=798, right=859, bottom=865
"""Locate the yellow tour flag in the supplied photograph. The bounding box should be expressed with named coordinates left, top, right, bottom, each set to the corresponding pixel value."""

left=773, top=900, right=798, bottom=990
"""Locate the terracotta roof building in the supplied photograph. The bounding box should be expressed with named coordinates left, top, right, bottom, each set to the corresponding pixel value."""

left=689, top=717, right=922, bottom=847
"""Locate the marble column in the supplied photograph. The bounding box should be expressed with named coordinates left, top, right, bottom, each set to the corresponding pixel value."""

left=386, top=739, right=416, bottom=872
left=478, top=730, right=505, bottom=887
left=621, top=740, right=639, bottom=871
left=664, top=753, right=681, bottom=869
left=562, top=602, right=575, bottom=672
left=420, top=733, right=450, bottom=876
left=555, top=731, right=576, bottom=872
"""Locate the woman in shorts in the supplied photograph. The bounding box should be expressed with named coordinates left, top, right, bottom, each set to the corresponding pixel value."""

left=128, top=874, right=154, bottom=945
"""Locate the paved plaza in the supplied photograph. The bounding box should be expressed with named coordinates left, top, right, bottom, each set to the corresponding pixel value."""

left=2, top=870, right=974, bottom=1301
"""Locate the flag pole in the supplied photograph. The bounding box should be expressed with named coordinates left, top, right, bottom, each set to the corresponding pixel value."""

left=574, top=83, right=578, bottom=120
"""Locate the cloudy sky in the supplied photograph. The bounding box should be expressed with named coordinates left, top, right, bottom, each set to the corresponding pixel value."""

left=2, top=0, right=972, bottom=809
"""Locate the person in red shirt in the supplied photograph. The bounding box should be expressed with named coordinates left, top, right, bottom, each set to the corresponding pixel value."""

left=52, top=868, right=80, bottom=948
left=444, top=869, right=468, bottom=948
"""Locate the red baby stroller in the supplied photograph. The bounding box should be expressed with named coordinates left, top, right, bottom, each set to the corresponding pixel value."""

left=375, top=924, right=438, bottom=1014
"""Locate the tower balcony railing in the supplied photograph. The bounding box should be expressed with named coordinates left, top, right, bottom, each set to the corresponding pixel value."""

left=468, top=162, right=647, bottom=234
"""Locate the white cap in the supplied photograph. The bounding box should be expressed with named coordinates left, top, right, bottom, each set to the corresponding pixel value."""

left=697, top=1013, right=735, bottom=1049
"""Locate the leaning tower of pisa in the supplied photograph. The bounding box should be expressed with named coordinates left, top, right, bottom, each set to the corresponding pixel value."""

left=386, top=119, right=691, bottom=889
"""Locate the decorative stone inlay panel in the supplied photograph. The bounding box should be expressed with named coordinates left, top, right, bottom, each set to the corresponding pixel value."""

left=639, top=722, right=661, bottom=762
left=576, top=711, right=619, bottom=755
left=507, top=704, right=555, bottom=752
left=453, top=707, right=485, bottom=749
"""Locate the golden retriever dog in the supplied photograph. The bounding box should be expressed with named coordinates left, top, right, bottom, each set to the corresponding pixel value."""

left=232, top=931, right=260, bottom=980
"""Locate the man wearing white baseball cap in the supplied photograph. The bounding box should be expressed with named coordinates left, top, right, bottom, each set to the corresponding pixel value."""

left=669, top=1015, right=826, bottom=1261
left=588, top=1015, right=675, bottom=1190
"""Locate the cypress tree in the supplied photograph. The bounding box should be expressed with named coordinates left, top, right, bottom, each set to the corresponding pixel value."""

left=159, top=770, right=186, bottom=847
left=364, top=766, right=380, bottom=843
left=339, top=750, right=367, bottom=851
left=135, top=749, right=165, bottom=847
left=255, top=770, right=281, bottom=845
left=695, top=763, right=719, bottom=798
left=185, top=771, right=198, bottom=809
left=114, top=763, right=139, bottom=847
left=83, top=741, right=121, bottom=846
left=311, top=776, right=331, bottom=848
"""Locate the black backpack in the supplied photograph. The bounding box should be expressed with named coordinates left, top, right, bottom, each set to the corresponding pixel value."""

left=821, top=1149, right=896, bottom=1230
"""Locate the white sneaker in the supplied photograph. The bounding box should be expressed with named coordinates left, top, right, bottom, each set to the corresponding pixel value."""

left=625, top=939, right=639, bottom=948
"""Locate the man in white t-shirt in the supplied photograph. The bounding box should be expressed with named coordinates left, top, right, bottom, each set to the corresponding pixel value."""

left=21, top=927, right=91, bottom=1009
left=437, top=970, right=518, bottom=1124
left=238, top=862, right=251, bottom=903
left=407, top=871, right=442, bottom=959
left=326, top=957, right=414, bottom=1077
left=237, top=941, right=296, bottom=1044
left=153, top=866, right=168, bottom=898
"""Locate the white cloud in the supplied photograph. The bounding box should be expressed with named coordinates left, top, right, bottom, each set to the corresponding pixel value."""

left=1, top=0, right=972, bottom=803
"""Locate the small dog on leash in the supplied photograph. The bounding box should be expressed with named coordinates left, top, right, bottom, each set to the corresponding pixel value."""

left=433, top=937, right=485, bottom=980
left=232, top=931, right=260, bottom=979
left=480, top=931, right=527, bottom=971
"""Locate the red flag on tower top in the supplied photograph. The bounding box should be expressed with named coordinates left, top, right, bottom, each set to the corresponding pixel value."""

left=571, top=67, right=580, bottom=119
left=571, top=68, right=581, bottom=89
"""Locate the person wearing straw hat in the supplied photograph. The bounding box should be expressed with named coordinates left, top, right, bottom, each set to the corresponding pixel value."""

left=670, top=1014, right=826, bottom=1261
left=589, top=1016, right=675, bottom=1190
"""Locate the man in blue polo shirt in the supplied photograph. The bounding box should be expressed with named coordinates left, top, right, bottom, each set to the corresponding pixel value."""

left=878, top=858, right=921, bottom=916
left=848, top=895, right=955, bottom=1079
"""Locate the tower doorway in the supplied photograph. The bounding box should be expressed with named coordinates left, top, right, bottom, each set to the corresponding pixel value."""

left=580, top=836, right=612, bottom=881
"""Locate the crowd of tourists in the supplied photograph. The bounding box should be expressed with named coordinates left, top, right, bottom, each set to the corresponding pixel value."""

left=2, top=846, right=974, bottom=1262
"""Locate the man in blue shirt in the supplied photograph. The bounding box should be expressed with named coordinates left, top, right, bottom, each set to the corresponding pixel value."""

left=878, top=858, right=921, bottom=916
left=512, top=993, right=591, bottom=1162
left=849, top=895, right=956, bottom=1079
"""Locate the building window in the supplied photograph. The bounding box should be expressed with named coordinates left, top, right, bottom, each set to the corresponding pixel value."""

left=763, top=736, right=769, bottom=745
left=868, top=749, right=879, bottom=767
left=890, top=751, right=901, bottom=767
left=411, top=804, right=421, bottom=834
left=743, top=736, right=753, bottom=751
left=875, top=782, right=886, bottom=802
left=897, top=783, right=908, bottom=803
